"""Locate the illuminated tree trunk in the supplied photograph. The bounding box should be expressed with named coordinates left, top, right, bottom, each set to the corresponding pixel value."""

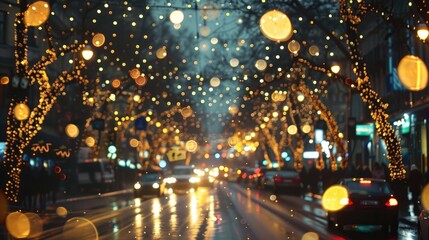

left=4, top=12, right=88, bottom=202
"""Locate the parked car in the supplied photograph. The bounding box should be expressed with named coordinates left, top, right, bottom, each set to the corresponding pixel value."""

left=77, top=158, right=115, bottom=192
left=418, top=209, right=429, bottom=240
left=326, top=178, right=399, bottom=234
left=133, top=171, right=165, bottom=198
left=261, top=170, right=302, bottom=195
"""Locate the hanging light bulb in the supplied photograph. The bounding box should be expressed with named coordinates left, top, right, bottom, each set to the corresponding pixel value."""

left=81, top=45, right=94, bottom=60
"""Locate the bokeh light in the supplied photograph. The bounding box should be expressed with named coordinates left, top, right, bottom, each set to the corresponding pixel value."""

left=259, top=10, right=293, bottom=42
left=6, top=212, right=30, bottom=239
left=398, top=55, right=428, bottom=91
left=56, top=207, right=68, bottom=218
left=65, top=124, right=79, bottom=138
left=301, top=232, right=319, bottom=240
left=321, top=185, right=348, bottom=211
left=62, top=217, right=99, bottom=240
left=24, top=1, right=50, bottom=27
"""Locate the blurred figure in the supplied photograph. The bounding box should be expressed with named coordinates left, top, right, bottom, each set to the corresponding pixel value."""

left=372, top=162, right=385, bottom=179
left=308, top=163, right=320, bottom=196
left=408, top=164, right=424, bottom=215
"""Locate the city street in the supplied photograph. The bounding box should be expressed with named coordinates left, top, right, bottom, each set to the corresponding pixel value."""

left=13, top=181, right=418, bottom=240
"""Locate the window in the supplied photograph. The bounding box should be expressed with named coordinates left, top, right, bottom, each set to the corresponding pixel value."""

left=0, top=11, right=6, bottom=44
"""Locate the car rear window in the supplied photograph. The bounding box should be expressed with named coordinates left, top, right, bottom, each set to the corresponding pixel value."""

left=173, top=168, right=194, bottom=175
left=345, top=181, right=391, bottom=194
left=140, top=174, right=159, bottom=181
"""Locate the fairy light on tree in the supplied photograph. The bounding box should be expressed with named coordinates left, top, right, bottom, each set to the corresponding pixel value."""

left=4, top=2, right=98, bottom=202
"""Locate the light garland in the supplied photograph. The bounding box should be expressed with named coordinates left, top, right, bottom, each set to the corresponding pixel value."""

left=4, top=11, right=90, bottom=202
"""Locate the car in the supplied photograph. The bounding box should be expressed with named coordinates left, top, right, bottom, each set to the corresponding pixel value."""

left=418, top=209, right=429, bottom=240
left=164, top=165, right=200, bottom=191
left=133, top=171, right=166, bottom=198
left=326, top=178, right=399, bottom=234
left=261, top=170, right=302, bottom=195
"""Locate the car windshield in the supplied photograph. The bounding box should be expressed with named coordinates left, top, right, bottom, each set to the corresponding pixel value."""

left=345, top=180, right=391, bottom=194
left=140, top=174, right=160, bottom=182
left=173, top=168, right=194, bottom=175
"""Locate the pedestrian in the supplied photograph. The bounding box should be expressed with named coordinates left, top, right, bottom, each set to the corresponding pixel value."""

left=408, top=164, right=424, bottom=215
left=308, top=163, right=320, bottom=196
left=372, top=162, right=385, bottom=179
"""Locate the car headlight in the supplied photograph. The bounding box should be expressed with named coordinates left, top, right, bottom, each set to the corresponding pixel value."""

left=164, top=177, right=177, bottom=184
left=134, top=182, right=141, bottom=190
left=152, top=183, right=160, bottom=189
left=189, top=176, right=200, bottom=183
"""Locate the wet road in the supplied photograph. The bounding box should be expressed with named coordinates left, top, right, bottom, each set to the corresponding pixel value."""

left=16, top=182, right=419, bottom=240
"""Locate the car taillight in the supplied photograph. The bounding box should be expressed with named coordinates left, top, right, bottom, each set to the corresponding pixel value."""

left=274, top=176, right=283, bottom=183
left=292, top=178, right=301, bottom=184
left=339, top=197, right=353, bottom=206
left=385, top=197, right=398, bottom=207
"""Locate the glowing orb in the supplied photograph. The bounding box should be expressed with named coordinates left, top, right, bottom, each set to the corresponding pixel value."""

left=181, top=106, right=193, bottom=119
left=111, top=79, right=121, bottom=88
left=185, top=140, right=198, bottom=152
left=62, top=217, right=98, bottom=240
left=56, top=207, right=68, bottom=218
left=255, top=59, right=267, bottom=71
left=1, top=76, right=9, bottom=85
left=302, top=232, right=319, bottom=240
left=287, top=125, right=298, bottom=135
left=210, top=77, right=221, bottom=87
left=6, top=212, right=30, bottom=238
left=85, top=137, right=95, bottom=147
left=200, top=3, right=219, bottom=20
left=302, top=124, right=311, bottom=134
left=228, top=105, right=238, bottom=115
left=135, top=75, right=147, bottom=86
left=92, top=33, right=105, bottom=47
left=13, top=103, right=30, bottom=121
left=156, top=48, right=167, bottom=59
left=200, top=26, right=211, bottom=37
left=398, top=55, right=428, bottom=91
left=129, top=68, right=141, bottom=79
left=169, top=10, right=184, bottom=24
left=309, top=45, right=320, bottom=56
left=65, top=124, right=79, bottom=138
left=24, top=1, right=50, bottom=27
left=288, top=40, right=300, bottom=54
left=129, top=138, right=139, bottom=148
left=259, top=10, right=293, bottom=42
left=321, top=185, right=348, bottom=211
left=230, top=58, right=239, bottom=68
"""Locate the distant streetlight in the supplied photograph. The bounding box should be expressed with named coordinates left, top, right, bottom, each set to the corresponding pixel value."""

left=417, top=23, right=429, bottom=41
left=81, top=45, right=94, bottom=60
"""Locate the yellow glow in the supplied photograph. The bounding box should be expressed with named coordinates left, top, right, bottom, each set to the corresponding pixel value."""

left=56, top=207, right=68, bottom=218
left=65, top=124, right=79, bottom=138
left=302, top=232, right=319, bottom=240
left=169, top=10, right=185, bottom=24
left=13, top=103, right=30, bottom=121
left=92, top=33, right=105, bottom=47
left=129, top=138, right=139, bottom=148
left=0, top=76, right=9, bottom=85
left=421, top=185, right=429, bottom=210
left=321, top=185, right=348, bottom=211
left=185, top=140, right=198, bottom=152
left=398, top=55, right=428, bottom=91
left=85, top=137, right=95, bottom=147
left=6, top=212, right=30, bottom=238
left=24, top=1, right=50, bottom=27
left=287, top=125, right=298, bottom=135
left=259, top=10, right=293, bottom=42
left=287, top=40, right=300, bottom=53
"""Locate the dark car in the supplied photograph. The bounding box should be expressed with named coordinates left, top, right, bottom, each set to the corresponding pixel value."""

left=262, top=170, right=302, bottom=195
left=133, top=171, right=166, bottom=198
left=326, top=178, right=399, bottom=234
